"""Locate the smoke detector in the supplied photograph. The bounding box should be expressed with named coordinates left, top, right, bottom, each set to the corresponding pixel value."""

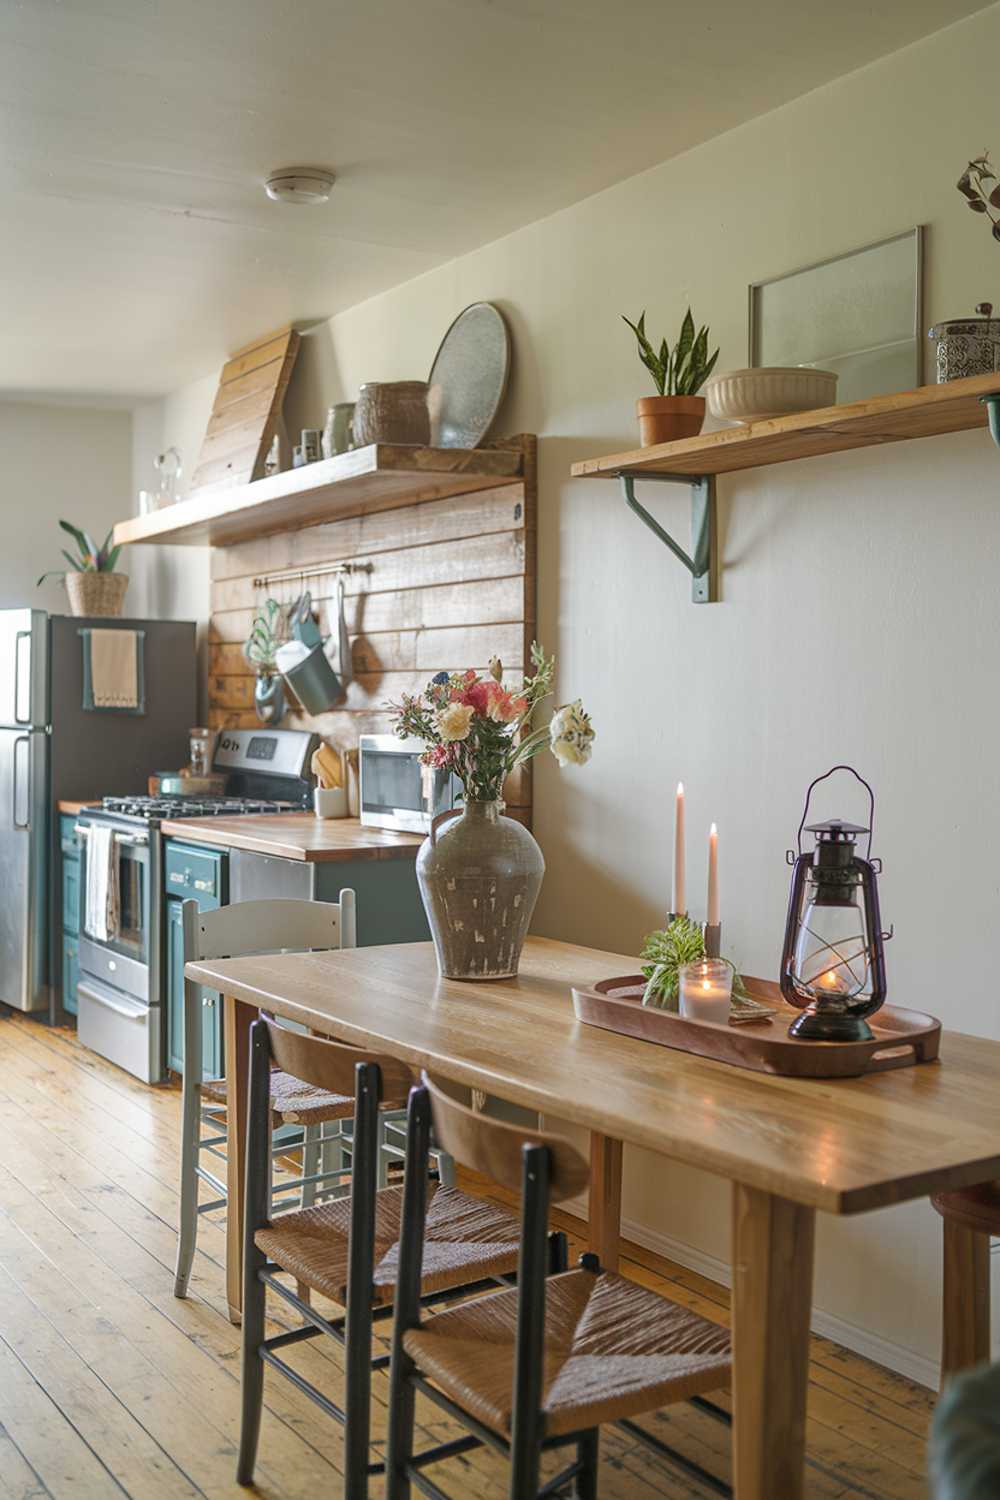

left=265, top=167, right=336, bottom=205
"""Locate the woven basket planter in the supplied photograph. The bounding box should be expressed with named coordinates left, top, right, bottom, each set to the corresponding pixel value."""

left=65, top=571, right=129, bottom=618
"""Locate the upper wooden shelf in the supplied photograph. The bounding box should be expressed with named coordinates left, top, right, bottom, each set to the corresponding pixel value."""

left=571, top=371, right=1000, bottom=481
left=114, top=442, right=524, bottom=548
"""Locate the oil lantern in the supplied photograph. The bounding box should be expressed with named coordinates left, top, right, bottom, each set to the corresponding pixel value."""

left=779, top=766, right=888, bottom=1042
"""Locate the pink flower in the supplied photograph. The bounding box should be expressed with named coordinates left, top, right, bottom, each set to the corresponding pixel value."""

left=486, top=684, right=526, bottom=723
left=424, top=744, right=453, bottom=769
left=461, top=680, right=492, bottom=715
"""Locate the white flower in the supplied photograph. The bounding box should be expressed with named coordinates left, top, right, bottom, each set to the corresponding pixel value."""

left=549, top=699, right=594, bottom=767
left=436, top=702, right=475, bottom=742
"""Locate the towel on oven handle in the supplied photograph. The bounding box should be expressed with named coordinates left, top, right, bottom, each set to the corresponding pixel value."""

left=85, top=824, right=120, bottom=943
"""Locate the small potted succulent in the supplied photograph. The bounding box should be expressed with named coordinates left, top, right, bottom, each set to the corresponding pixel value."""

left=622, top=307, right=719, bottom=446
left=37, top=520, right=127, bottom=616
left=244, top=598, right=286, bottom=724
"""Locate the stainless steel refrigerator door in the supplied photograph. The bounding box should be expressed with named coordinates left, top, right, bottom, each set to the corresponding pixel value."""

left=0, top=727, right=48, bottom=1011
left=0, top=609, right=48, bottom=730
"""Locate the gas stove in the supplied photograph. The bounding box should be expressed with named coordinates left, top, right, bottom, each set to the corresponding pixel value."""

left=100, top=794, right=300, bottom=824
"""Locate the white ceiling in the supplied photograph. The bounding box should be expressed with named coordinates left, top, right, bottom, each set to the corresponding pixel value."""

left=0, top=0, right=988, bottom=400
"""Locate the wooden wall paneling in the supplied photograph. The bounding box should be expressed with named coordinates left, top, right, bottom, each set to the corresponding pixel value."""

left=191, top=327, right=300, bottom=493
left=208, top=435, right=537, bottom=820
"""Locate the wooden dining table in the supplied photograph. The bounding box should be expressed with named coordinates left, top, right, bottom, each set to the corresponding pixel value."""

left=187, top=935, right=1000, bottom=1500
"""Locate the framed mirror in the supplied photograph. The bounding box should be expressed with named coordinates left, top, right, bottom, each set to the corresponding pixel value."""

left=749, top=227, right=924, bottom=404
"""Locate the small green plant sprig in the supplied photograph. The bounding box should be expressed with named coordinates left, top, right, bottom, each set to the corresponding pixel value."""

left=639, top=915, right=747, bottom=1012
left=622, top=307, right=720, bottom=397
left=37, top=519, right=122, bottom=587
left=956, top=152, right=1000, bottom=243
left=244, top=598, right=283, bottom=673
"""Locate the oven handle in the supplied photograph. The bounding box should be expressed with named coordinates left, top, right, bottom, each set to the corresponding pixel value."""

left=77, top=979, right=147, bottom=1020
left=74, top=823, right=149, bottom=849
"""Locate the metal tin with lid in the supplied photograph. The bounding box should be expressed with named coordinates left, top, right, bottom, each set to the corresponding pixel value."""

left=928, top=302, right=1000, bottom=382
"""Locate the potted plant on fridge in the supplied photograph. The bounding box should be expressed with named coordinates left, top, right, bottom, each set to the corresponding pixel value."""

left=622, top=307, right=719, bottom=446
left=37, top=519, right=128, bottom=616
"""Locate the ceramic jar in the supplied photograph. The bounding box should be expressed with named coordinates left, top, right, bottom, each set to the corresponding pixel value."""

left=416, top=800, right=545, bottom=980
left=353, top=381, right=431, bottom=446
left=928, top=304, right=1000, bottom=383
left=322, top=402, right=355, bottom=457
left=635, top=395, right=705, bottom=446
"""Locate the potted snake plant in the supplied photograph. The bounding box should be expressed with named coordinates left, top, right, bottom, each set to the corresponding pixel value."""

left=622, top=307, right=719, bottom=446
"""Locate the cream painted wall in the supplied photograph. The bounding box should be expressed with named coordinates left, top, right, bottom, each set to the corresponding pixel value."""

left=129, top=375, right=217, bottom=712
left=148, top=5, right=1000, bottom=1381
left=0, top=401, right=131, bottom=615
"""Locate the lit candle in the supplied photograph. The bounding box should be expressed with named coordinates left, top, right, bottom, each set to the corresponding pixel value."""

left=672, top=782, right=686, bottom=916
left=707, top=822, right=719, bottom=927
left=679, top=959, right=733, bottom=1025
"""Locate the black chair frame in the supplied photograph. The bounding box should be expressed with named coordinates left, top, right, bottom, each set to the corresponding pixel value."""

left=386, top=1084, right=736, bottom=1500
left=237, top=1019, right=560, bottom=1498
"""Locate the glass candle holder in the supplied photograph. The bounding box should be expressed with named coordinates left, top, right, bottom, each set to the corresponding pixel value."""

left=679, top=959, right=733, bottom=1025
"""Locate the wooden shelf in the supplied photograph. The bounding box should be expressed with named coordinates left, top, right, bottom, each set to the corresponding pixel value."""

left=571, top=372, right=1000, bottom=481
left=114, top=443, right=524, bottom=548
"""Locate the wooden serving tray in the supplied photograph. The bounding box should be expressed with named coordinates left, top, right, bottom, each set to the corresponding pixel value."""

left=571, top=974, right=941, bottom=1079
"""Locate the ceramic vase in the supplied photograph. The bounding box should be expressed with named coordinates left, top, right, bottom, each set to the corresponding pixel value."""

left=253, top=671, right=286, bottom=725
left=416, top=800, right=545, bottom=980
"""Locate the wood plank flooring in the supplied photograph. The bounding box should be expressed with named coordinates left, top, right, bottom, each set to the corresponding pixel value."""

left=0, top=1011, right=934, bottom=1498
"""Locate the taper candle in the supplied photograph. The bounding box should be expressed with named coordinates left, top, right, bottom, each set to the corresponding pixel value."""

left=707, top=822, right=719, bottom=927
left=672, top=782, right=686, bottom=916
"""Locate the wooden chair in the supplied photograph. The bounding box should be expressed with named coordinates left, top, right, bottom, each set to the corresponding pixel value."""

left=386, top=1074, right=733, bottom=1500
left=174, top=895, right=360, bottom=1300
left=932, top=1181, right=1000, bottom=1383
left=238, top=1016, right=530, bottom=1497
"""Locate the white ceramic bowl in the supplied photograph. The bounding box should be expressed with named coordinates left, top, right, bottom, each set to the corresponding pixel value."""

left=705, top=367, right=838, bottom=424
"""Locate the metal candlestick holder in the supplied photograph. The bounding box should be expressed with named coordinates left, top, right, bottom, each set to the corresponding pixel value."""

left=703, top=922, right=722, bottom=959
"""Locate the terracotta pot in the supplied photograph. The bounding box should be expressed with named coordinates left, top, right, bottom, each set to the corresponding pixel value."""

left=65, top=571, right=128, bottom=618
left=636, top=395, right=706, bottom=447
left=416, top=800, right=545, bottom=980
left=353, top=381, right=431, bottom=446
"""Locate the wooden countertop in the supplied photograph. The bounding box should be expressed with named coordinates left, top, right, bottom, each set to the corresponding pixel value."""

left=160, top=812, right=422, bottom=863
left=57, top=800, right=98, bottom=815
left=188, top=937, right=1000, bottom=1217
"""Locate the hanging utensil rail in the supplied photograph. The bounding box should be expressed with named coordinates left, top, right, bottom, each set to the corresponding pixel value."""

left=252, top=559, right=373, bottom=591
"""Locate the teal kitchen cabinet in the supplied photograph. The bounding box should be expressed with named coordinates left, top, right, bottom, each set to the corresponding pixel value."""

left=165, top=839, right=227, bottom=1077
left=60, top=814, right=81, bottom=1014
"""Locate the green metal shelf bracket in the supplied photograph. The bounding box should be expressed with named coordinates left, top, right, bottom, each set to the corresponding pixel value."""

left=983, top=393, right=1000, bottom=450
left=619, top=472, right=717, bottom=603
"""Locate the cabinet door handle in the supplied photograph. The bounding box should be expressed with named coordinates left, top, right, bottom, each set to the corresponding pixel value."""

left=201, top=995, right=214, bottom=1008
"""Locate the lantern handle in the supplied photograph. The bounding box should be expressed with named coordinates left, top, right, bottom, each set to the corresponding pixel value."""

left=796, top=764, right=875, bottom=860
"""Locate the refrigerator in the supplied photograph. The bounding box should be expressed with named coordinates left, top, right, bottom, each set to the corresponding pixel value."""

left=0, top=609, right=196, bottom=1016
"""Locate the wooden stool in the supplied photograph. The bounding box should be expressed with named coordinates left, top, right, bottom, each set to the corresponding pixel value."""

left=932, top=1181, right=1000, bottom=1384
left=386, top=1074, right=732, bottom=1500
left=238, top=1017, right=530, bottom=1499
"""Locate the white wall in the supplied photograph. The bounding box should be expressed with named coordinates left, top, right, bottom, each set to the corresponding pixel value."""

left=0, top=402, right=131, bottom=615
left=129, top=375, right=217, bottom=712
left=146, top=5, right=1000, bottom=1382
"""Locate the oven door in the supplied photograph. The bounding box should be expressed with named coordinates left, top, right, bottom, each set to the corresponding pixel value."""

left=78, top=821, right=150, bottom=968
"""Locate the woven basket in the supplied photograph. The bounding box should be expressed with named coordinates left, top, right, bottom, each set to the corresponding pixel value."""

left=65, top=571, right=129, bottom=618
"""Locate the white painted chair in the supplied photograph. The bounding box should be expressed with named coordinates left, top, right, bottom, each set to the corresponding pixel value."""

left=173, top=894, right=359, bottom=1299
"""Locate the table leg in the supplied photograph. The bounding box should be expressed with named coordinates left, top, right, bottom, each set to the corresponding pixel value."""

left=941, top=1218, right=991, bottom=1384
left=589, top=1133, right=623, bottom=1271
left=731, top=1183, right=815, bottom=1500
left=225, top=994, right=255, bottom=1325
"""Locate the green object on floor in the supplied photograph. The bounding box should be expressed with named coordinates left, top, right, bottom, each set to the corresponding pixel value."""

left=931, top=1362, right=1000, bottom=1499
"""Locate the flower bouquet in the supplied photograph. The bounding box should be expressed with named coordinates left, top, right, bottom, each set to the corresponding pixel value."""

left=389, top=643, right=594, bottom=801
left=388, top=644, right=594, bottom=979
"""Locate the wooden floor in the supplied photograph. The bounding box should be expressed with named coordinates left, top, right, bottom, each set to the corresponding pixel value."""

left=0, top=1012, right=934, bottom=1499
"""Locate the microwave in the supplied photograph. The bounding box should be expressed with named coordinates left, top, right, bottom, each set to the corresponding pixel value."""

left=358, top=735, right=462, bottom=833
